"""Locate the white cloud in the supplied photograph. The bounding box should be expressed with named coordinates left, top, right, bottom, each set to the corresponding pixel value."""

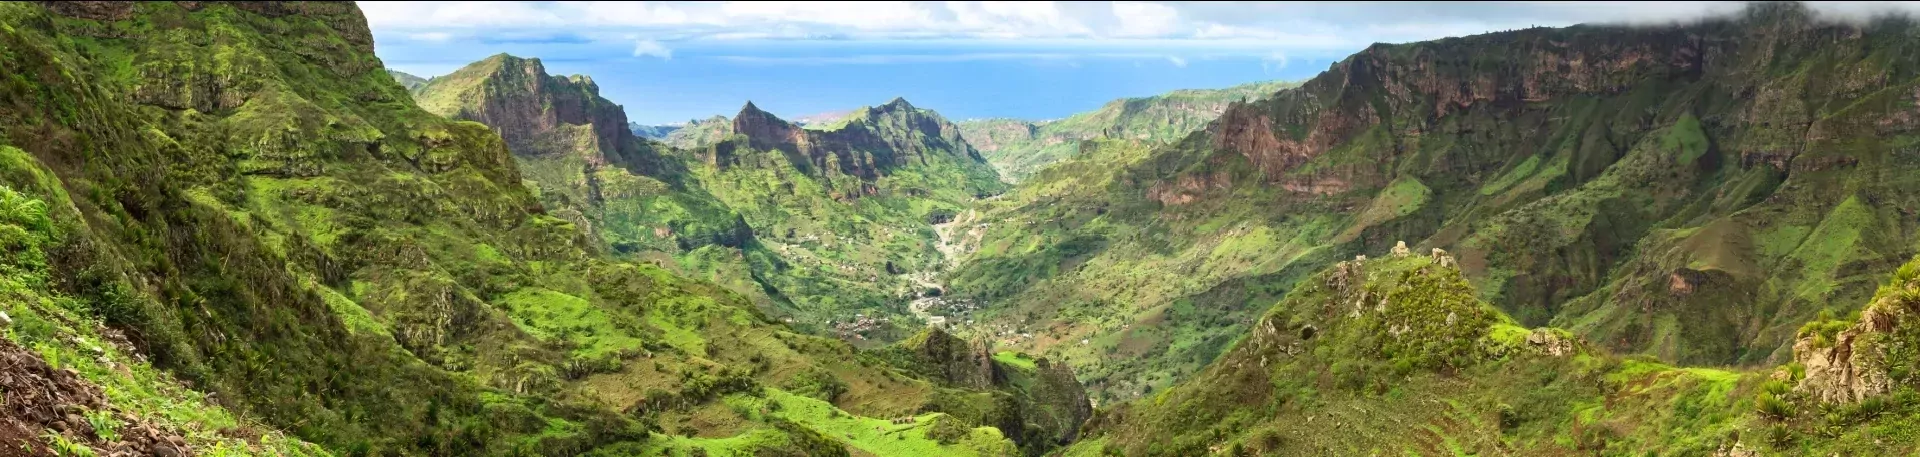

left=1111, top=2, right=1182, bottom=37
left=1261, top=52, right=1288, bottom=74
left=1166, top=56, right=1187, bottom=67
left=632, top=39, right=674, bottom=59
left=409, top=32, right=455, bottom=42
left=359, top=1, right=1920, bottom=66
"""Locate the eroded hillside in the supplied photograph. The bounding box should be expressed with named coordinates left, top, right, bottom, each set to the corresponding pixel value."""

left=0, top=2, right=1076, bottom=456
left=1067, top=246, right=1920, bottom=456
left=949, top=2, right=1920, bottom=405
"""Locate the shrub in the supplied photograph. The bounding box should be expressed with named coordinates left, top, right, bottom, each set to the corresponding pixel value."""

left=924, top=416, right=971, bottom=445
left=784, top=367, right=849, bottom=403
left=1756, top=380, right=1793, bottom=420
left=1497, top=403, right=1519, bottom=431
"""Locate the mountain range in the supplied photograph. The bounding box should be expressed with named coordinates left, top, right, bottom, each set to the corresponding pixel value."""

left=8, top=1, right=1920, bottom=456
left=957, top=79, right=1297, bottom=182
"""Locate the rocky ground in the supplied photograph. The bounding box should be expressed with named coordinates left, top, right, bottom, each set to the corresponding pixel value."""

left=0, top=338, right=189, bottom=457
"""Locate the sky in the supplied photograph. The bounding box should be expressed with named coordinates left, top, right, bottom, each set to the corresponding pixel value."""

left=362, top=1, right=1920, bottom=125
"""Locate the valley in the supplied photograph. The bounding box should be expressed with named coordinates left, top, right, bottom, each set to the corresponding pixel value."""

left=9, top=1, right=1920, bottom=456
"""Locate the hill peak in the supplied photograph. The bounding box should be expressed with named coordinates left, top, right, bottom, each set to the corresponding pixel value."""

left=735, top=101, right=792, bottom=125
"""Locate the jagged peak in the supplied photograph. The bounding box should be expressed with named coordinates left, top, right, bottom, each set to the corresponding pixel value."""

left=444, top=52, right=545, bottom=81
left=733, top=101, right=795, bottom=132
left=882, top=97, right=914, bottom=110
left=565, top=74, right=599, bottom=93
left=737, top=101, right=788, bottom=121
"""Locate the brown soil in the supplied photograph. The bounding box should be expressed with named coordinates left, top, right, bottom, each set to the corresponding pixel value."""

left=0, top=338, right=189, bottom=457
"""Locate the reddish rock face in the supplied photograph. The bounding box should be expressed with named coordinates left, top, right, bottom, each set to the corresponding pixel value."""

left=420, top=55, right=678, bottom=176
left=1147, top=170, right=1234, bottom=206
left=457, top=59, right=629, bottom=161
left=1203, top=26, right=1712, bottom=190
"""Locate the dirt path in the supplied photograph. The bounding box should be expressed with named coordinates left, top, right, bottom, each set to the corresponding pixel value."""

left=906, top=204, right=991, bottom=326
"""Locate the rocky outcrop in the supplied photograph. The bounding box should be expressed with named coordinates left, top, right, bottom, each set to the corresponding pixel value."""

left=1524, top=329, right=1578, bottom=357
left=1145, top=169, right=1234, bottom=205
left=1794, top=291, right=1912, bottom=404
left=1029, top=357, right=1095, bottom=444
left=412, top=54, right=681, bottom=178
left=905, top=328, right=1001, bottom=390
left=888, top=328, right=1094, bottom=452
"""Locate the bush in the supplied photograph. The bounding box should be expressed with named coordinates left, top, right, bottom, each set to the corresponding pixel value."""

left=1497, top=403, right=1519, bottom=431
left=1764, top=424, right=1794, bottom=449
left=924, top=416, right=971, bottom=445
left=1756, top=380, right=1793, bottom=420
left=784, top=367, right=849, bottom=403
left=1755, top=391, right=1792, bottom=420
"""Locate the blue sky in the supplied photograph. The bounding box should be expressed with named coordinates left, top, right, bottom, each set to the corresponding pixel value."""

left=361, top=1, right=1920, bottom=125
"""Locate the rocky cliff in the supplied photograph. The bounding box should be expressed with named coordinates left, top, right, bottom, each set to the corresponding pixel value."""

left=411, top=54, right=752, bottom=257
left=877, top=328, right=1094, bottom=455
left=413, top=54, right=666, bottom=173
left=1792, top=260, right=1920, bottom=404
left=953, top=2, right=1920, bottom=405
left=897, top=328, right=1002, bottom=390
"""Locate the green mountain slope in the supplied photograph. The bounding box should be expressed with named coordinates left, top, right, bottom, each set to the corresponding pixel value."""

left=684, top=99, right=1009, bottom=339
left=388, top=69, right=428, bottom=92
left=663, top=115, right=734, bottom=149
left=410, top=54, right=1009, bottom=344
left=949, top=2, right=1920, bottom=405
left=0, top=2, right=1070, bottom=456
left=629, top=121, right=683, bottom=140
left=1067, top=247, right=1920, bottom=456
left=408, top=54, right=750, bottom=265
left=957, top=80, right=1296, bottom=182
left=402, top=52, right=1083, bottom=454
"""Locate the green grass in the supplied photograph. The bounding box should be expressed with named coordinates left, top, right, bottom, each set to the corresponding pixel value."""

left=1664, top=113, right=1710, bottom=165
left=1788, top=195, right=1874, bottom=301
left=993, top=351, right=1038, bottom=371
left=1479, top=155, right=1541, bottom=196
left=0, top=184, right=328, bottom=456
left=758, top=389, right=1017, bottom=456
left=498, top=288, right=647, bottom=360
